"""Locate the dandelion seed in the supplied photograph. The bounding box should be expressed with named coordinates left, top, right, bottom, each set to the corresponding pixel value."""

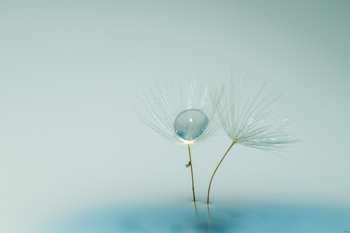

left=207, top=78, right=298, bottom=205
left=136, top=80, right=223, bottom=211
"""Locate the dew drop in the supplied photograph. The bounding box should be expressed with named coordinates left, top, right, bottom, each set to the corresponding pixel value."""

left=174, top=109, right=209, bottom=141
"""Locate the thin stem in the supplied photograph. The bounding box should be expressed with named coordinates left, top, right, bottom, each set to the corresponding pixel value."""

left=187, top=144, right=198, bottom=216
left=207, top=140, right=237, bottom=204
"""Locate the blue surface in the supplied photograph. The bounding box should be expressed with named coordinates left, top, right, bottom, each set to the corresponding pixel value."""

left=46, top=202, right=350, bottom=233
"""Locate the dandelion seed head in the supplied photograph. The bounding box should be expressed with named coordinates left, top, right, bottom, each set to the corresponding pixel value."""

left=136, top=80, right=224, bottom=146
left=217, top=78, right=298, bottom=150
left=174, top=109, right=209, bottom=141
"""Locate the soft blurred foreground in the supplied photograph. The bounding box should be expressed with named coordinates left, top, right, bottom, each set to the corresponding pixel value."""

left=42, top=201, right=350, bottom=233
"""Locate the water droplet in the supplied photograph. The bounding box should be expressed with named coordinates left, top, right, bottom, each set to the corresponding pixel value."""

left=174, top=109, right=209, bottom=141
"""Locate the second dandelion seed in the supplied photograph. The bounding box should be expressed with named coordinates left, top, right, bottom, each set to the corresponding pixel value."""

left=207, top=79, right=298, bottom=205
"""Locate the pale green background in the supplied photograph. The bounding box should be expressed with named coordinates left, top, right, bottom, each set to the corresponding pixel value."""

left=1, top=1, right=349, bottom=233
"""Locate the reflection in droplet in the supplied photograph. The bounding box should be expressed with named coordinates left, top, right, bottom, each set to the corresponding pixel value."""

left=174, top=109, right=209, bottom=141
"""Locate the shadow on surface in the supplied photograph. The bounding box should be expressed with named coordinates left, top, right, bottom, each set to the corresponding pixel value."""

left=45, top=202, right=350, bottom=233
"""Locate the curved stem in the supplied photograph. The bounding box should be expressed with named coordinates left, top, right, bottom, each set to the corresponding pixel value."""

left=207, top=140, right=236, bottom=205
left=187, top=144, right=198, bottom=216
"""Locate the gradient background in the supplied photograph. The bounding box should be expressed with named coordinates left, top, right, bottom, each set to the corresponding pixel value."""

left=1, top=1, right=349, bottom=233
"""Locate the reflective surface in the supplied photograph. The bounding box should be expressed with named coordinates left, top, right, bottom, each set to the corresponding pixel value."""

left=45, top=202, right=350, bottom=233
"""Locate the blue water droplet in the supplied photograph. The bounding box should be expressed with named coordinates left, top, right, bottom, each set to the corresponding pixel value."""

left=174, top=109, right=209, bottom=141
